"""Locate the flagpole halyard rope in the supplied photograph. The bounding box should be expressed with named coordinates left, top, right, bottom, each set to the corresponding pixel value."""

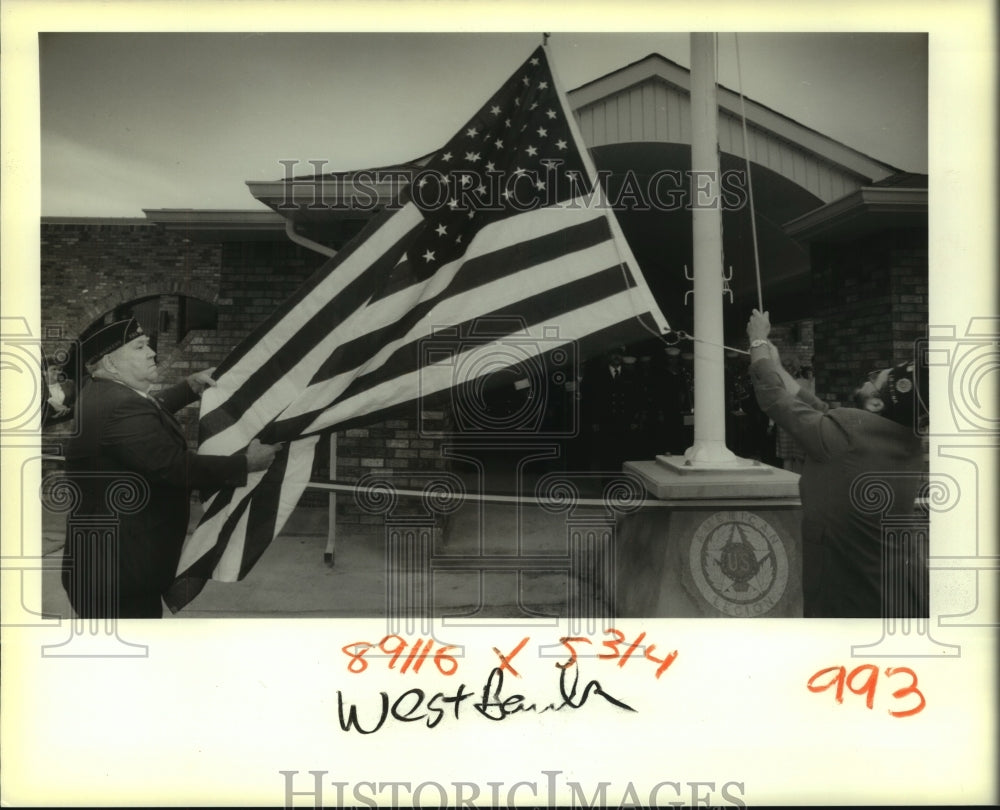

left=734, top=33, right=765, bottom=313
left=661, top=328, right=749, bottom=356
left=305, top=479, right=679, bottom=508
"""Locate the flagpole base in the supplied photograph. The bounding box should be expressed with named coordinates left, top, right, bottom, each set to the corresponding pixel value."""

left=626, top=457, right=799, bottom=500
left=616, top=458, right=804, bottom=617
left=656, top=452, right=773, bottom=476
left=682, top=440, right=745, bottom=468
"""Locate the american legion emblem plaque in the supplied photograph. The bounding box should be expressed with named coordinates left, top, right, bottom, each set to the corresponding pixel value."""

left=616, top=457, right=803, bottom=617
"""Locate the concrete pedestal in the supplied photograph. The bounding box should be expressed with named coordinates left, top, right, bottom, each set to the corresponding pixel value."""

left=616, top=456, right=804, bottom=617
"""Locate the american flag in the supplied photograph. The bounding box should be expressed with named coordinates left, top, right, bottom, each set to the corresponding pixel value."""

left=165, top=46, right=669, bottom=611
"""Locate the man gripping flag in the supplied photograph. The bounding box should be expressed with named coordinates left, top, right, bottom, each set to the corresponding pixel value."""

left=165, top=44, right=670, bottom=612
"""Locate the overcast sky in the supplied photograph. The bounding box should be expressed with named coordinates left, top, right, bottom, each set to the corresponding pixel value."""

left=38, top=32, right=927, bottom=217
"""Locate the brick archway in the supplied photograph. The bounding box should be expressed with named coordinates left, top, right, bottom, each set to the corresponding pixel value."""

left=64, top=285, right=222, bottom=391
left=70, top=280, right=219, bottom=342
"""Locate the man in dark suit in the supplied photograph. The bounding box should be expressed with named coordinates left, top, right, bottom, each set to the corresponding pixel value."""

left=648, top=346, right=693, bottom=456
left=746, top=309, right=927, bottom=618
left=582, top=345, right=641, bottom=474
left=61, top=318, right=280, bottom=618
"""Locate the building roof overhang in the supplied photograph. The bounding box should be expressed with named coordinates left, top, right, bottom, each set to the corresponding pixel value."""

left=783, top=185, right=927, bottom=242
left=141, top=208, right=288, bottom=241
left=245, top=155, right=433, bottom=225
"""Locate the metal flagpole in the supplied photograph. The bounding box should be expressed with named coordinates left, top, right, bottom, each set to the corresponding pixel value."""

left=685, top=32, right=739, bottom=466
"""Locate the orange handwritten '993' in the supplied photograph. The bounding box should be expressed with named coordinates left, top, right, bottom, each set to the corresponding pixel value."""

left=807, top=664, right=926, bottom=718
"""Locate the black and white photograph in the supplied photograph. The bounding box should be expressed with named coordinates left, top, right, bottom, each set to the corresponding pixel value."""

left=2, top=1, right=997, bottom=807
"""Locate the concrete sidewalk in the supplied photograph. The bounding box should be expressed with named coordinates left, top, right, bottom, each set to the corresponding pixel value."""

left=41, top=487, right=608, bottom=620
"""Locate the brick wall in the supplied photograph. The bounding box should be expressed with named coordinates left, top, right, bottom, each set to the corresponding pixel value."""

left=40, top=220, right=221, bottom=361
left=810, top=227, right=927, bottom=405
left=318, top=409, right=452, bottom=526
left=768, top=318, right=815, bottom=370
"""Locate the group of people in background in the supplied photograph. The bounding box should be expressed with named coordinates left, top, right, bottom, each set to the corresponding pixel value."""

left=574, top=339, right=811, bottom=473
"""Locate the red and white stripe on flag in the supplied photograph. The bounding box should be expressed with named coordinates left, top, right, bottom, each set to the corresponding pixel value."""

left=165, top=45, right=669, bottom=612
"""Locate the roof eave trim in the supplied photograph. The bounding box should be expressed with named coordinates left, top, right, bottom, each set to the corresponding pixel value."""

left=783, top=186, right=927, bottom=239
